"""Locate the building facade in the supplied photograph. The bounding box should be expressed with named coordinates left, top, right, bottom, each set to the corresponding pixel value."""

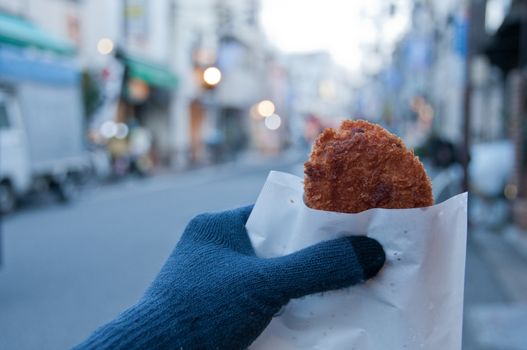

left=0, top=0, right=286, bottom=172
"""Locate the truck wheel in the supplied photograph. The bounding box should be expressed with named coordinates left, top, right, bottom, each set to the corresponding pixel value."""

left=51, top=176, right=80, bottom=203
left=0, top=182, right=16, bottom=215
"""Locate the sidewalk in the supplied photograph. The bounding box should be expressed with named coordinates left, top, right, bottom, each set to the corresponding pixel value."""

left=503, top=225, right=527, bottom=262
left=464, top=225, right=527, bottom=350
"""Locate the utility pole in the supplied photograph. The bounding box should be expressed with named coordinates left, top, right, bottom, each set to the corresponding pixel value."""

left=462, top=0, right=487, bottom=192
left=0, top=215, right=3, bottom=267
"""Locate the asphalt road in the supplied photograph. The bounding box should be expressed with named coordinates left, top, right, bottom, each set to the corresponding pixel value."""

left=0, top=154, right=523, bottom=350
left=0, top=156, right=303, bottom=350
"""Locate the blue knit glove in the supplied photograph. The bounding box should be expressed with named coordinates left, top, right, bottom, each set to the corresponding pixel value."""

left=75, top=205, right=385, bottom=350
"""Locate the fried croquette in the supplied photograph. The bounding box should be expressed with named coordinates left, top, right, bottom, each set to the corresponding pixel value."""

left=304, top=120, right=433, bottom=213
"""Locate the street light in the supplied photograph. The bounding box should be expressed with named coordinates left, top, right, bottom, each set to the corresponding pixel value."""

left=203, top=67, right=222, bottom=86
left=97, top=38, right=114, bottom=55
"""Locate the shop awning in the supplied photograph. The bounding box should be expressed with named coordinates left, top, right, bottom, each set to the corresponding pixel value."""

left=121, top=54, right=178, bottom=89
left=484, top=4, right=527, bottom=74
left=484, top=19, right=523, bottom=73
left=0, top=13, right=75, bottom=55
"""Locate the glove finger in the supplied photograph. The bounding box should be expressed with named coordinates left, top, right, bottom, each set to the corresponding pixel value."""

left=180, top=205, right=256, bottom=255
left=264, top=236, right=385, bottom=300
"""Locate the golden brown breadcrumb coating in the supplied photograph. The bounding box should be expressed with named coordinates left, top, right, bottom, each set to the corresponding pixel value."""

left=304, top=120, right=433, bottom=213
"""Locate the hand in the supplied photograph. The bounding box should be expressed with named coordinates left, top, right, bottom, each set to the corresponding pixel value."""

left=75, top=205, right=385, bottom=350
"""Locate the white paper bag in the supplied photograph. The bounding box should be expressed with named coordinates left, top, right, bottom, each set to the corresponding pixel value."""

left=246, top=171, right=467, bottom=350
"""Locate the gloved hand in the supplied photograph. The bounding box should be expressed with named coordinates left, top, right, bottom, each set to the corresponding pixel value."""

left=75, top=205, right=385, bottom=350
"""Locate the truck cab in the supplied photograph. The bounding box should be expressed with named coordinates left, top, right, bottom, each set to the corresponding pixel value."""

left=0, top=91, right=31, bottom=213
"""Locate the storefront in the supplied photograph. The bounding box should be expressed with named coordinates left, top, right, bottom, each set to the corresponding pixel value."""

left=105, top=49, right=178, bottom=174
left=484, top=3, right=527, bottom=227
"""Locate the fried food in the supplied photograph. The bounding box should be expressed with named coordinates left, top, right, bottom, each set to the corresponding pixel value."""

left=304, top=120, right=433, bottom=213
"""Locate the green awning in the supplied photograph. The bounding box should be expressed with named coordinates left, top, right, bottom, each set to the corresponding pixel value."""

left=0, top=13, right=75, bottom=55
left=123, top=54, right=178, bottom=89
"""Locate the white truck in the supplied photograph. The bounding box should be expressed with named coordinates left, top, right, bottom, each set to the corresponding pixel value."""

left=0, top=50, right=89, bottom=214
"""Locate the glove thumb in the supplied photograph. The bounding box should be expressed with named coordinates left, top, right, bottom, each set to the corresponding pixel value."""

left=265, top=236, right=385, bottom=300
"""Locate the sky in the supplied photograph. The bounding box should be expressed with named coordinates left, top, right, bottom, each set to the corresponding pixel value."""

left=260, top=0, right=411, bottom=73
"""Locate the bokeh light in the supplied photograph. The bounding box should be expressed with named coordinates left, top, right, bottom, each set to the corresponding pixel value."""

left=203, top=67, right=222, bottom=86
left=115, top=123, right=129, bottom=139
left=97, top=38, right=114, bottom=55
left=264, top=114, right=281, bottom=130
left=100, top=121, right=117, bottom=138
left=257, top=100, right=275, bottom=117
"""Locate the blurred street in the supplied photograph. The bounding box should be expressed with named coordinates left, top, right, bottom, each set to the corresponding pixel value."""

left=0, top=154, right=526, bottom=350
left=464, top=229, right=527, bottom=350
left=1, top=0, right=527, bottom=349
left=0, top=152, right=302, bottom=350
